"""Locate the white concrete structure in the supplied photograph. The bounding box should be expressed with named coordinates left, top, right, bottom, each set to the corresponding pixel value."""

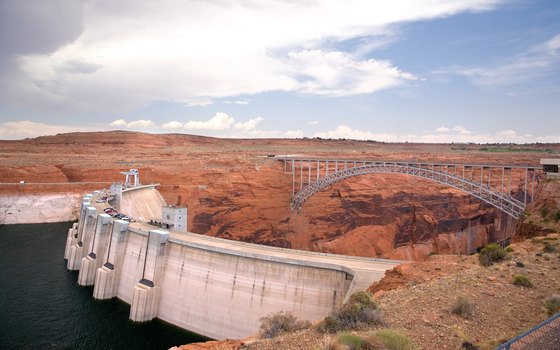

left=162, top=205, right=187, bottom=232
left=78, top=213, right=112, bottom=286
left=120, top=185, right=165, bottom=222
left=65, top=187, right=400, bottom=340
left=109, top=183, right=123, bottom=210
left=120, top=169, right=140, bottom=188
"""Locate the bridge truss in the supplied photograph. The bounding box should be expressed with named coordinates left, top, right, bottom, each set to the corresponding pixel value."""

left=278, top=157, right=542, bottom=219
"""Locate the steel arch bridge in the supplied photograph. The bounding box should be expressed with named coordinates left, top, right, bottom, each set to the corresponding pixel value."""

left=278, top=157, right=542, bottom=219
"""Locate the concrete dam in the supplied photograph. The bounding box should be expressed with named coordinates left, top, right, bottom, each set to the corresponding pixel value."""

left=64, top=180, right=400, bottom=340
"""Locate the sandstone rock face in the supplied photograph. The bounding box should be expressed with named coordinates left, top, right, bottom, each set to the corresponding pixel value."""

left=514, top=178, right=560, bottom=240
left=164, top=165, right=517, bottom=260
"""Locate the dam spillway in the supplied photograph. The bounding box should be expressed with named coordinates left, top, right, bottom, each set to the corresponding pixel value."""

left=64, top=184, right=400, bottom=340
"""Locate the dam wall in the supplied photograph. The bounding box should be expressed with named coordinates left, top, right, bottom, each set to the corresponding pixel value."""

left=65, top=188, right=399, bottom=340
left=157, top=237, right=351, bottom=339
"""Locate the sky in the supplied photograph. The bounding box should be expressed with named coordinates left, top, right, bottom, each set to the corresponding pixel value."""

left=0, top=0, right=558, bottom=143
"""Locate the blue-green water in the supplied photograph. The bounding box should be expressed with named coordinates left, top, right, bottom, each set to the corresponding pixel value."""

left=0, top=222, right=207, bottom=350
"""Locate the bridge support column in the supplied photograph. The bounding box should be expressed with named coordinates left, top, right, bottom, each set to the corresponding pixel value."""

left=93, top=220, right=129, bottom=300
left=78, top=214, right=111, bottom=286
left=67, top=205, right=96, bottom=271
left=129, top=229, right=169, bottom=322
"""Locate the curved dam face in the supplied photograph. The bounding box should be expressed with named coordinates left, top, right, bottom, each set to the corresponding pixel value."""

left=64, top=186, right=400, bottom=340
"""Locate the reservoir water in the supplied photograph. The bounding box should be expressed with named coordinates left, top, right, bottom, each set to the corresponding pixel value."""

left=0, top=222, right=207, bottom=349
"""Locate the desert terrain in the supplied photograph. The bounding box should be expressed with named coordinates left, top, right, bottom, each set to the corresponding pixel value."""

left=1, top=131, right=559, bottom=260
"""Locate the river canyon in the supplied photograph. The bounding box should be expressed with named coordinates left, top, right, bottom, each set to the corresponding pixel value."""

left=1, top=131, right=557, bottom=261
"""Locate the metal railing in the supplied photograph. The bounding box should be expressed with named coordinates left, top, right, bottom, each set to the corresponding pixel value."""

left=280, top=158, right=541, bottom=219
left=495, top=312, right=560, bottom=349
left=291, top=163, right=528, bottom=218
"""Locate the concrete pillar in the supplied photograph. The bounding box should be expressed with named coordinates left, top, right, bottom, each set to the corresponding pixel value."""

left=64, top=222, right=78, bottom=260
left=64, top=199, right=89, bottom=260
left=93, top=220, right=129, bottom=300
left=129, top=229, right=169, bottom=322
left=78, top=214, right=111, bottom=286
left=67, top=206, right=96, bottom=271
left=110, top=183, right=123, bottom=211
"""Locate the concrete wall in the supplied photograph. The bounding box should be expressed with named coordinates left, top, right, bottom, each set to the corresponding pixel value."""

left=120, top=185, right=166, bottom=222
left=157, top=239, right=351, bottom=339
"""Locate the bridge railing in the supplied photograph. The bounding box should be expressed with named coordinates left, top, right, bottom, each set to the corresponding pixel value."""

left=279, top=158, right=541, bottom=219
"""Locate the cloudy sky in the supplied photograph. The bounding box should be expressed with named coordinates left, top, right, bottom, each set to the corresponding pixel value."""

left=0, top=0, right=558, bottom=142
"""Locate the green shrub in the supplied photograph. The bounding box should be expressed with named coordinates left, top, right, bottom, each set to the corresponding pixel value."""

left=540, top=207, right=549, bottom=218
left=317, top=291, right=385, bottom=333
left=505, top=245, right=514, bottom=253
left=259, top=311, right=311, bottom=339
left=478, top=243, right=506, bottom=266
left=336, top=333, right=364, bottom=350
left=319, top=315, right=341, bottom=334
left=512, top=275, right=533, bottom=288
left=451, top=295, right=473, bottom=318
left=554, top=211, right=560, bottom=222
left=374, top=329, right=415, bottom=350
left=325, top=332, right=389, bottom=350
left=544, top=295, right=560, bottom=315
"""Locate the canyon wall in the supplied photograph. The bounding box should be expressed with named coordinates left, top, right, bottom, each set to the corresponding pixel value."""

left=157, top=163, right=518, bottom=261
left=1, top=132, right=550, bottom=259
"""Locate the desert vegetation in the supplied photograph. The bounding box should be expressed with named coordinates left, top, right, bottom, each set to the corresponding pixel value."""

left=259, top=311, right=311, bottom=339
left=451, top=295, right=473, bottom=318
left=478, top=243, right=507, bottom=266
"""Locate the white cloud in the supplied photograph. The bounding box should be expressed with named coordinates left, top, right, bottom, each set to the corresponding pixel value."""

left=109, top=119, right=154, bottom=129
left=127, top=119, right=154, bottom=128
left=224, top=100, right=251, bottom=105
left=183, top=112, right=235, bottom=131
left=308, top=121, right=319, bottom=125
left=110, top=119, right=127, bottom=127
left=434, top=126, right=450, bottom=133
left=457, top=33, right=560, bottom=87
left=314, top=124, right=560, bottom=143
left=5, top=0, right=503, bottom=114
left=287, top=49, right=417, bottom=95
left=543, top=33, right=560, bottom=53
left=284, top=130, right=304, bottom=138
left=452, top=125, right=471, bottom=134
left=234, top=117, right=264, bottom=131
left=0, top=120, right=94, bottom=140
left=161, top=121, right=183, bottom=130
left=315, top=125, right=390, bottom=140
left=496, top=129, right=517, bottom=138
left=184, top=98, right=214, bottom=107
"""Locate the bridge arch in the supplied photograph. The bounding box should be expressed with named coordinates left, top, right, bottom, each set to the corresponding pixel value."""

left=291, top=163, right=528, bottom=218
